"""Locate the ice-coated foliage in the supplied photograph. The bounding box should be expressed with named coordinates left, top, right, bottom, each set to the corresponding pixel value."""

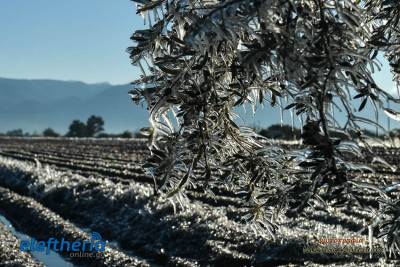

left=128, top=0, right=400, bottom=256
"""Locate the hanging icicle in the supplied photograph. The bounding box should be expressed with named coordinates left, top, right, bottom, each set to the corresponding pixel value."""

left=278, top=97, right=283, bottom=127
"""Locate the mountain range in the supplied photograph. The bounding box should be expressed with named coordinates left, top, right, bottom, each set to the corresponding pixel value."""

left=0, top=77, right=148, bottom=134
left=0, top=77, right=398, bottom=134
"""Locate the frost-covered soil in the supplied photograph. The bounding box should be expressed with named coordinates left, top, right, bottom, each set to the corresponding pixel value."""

left=0, top=186, right=149, bottom=267
left=0, top=216, right=44, bottom=267
left=0, top=138, right=398, bottom=266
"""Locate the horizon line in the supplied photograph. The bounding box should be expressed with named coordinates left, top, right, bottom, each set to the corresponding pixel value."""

left=0, top=76, right=132, bottom=86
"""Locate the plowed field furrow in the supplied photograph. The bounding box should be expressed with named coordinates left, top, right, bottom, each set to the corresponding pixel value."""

left=1, top=137, right=399, bottom=266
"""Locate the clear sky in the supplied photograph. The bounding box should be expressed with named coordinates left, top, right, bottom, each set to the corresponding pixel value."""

left=0, top=0, right=143, bottom=85
left=0, top=0, right=397, bottom=92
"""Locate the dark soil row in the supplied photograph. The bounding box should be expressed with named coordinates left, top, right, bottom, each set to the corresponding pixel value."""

left=0, top=186, right=149, bottom=267
left=0, top=155, right=392, bottom=266
left=0, top=218, right=44, bottom=267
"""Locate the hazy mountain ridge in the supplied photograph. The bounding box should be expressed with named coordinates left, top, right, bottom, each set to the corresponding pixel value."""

left=0, top=77, right=148, bottom=133
left=0, top=77, right=398, bottom=134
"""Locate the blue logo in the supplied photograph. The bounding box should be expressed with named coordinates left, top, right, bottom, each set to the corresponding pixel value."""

left=19, top=232, right=107, bottom=255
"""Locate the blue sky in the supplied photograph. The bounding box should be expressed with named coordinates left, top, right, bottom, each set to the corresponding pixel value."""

left=0, top=0, right=397, bottom=93
left=0, top=1, right=398, bottom=132
left=0, top=0, right=142, bottom=85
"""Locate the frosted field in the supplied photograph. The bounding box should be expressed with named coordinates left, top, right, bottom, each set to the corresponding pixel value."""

left=0, top=137, right=398, bottom=266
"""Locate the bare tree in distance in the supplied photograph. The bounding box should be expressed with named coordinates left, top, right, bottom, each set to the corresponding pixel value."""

left=128, top=0, right=400, bottom=256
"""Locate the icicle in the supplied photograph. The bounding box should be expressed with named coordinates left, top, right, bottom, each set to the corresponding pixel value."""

left=278, top=97, right=283, bottom=126
left=159, top=5, right=165, bottom=18
left=168, top=198, right=177, bottom=214
left=162, top=113, right=174, bottom=132
left=331, top=102, right=335, bottom=128
left=290, top=109, right=294, bottom=131
left=387, top=99, right=391, bottom=131
left=371, top=99, right=379, bottom=137
left=252, top=89, right=257, bottom=115
left=137, top=61, right=146, bottom=77
left=397, top=85, right=400, bottom=99
left=148, top=11, right=152, bottom=27
left=299, top=116, right=304, bottom=134
left=143, top=56, right=151, bottom=70
left=141, top=10, right=147, bottom=25
left=368, top=225, right=373, bottom=259
left=376, top=115, right=379, bottom=137
left=153, top=8, right=160, bottom=22
left=286, top=96, right=295, bottom=133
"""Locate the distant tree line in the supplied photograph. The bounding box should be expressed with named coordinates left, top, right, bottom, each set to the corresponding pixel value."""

left=0, top=115, right=142, bottom=138
left=66, top=115, right=104, bottom=137
left=3, top=120, right=400, bottom=140
left=257, top=124, right=400, bottom=141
